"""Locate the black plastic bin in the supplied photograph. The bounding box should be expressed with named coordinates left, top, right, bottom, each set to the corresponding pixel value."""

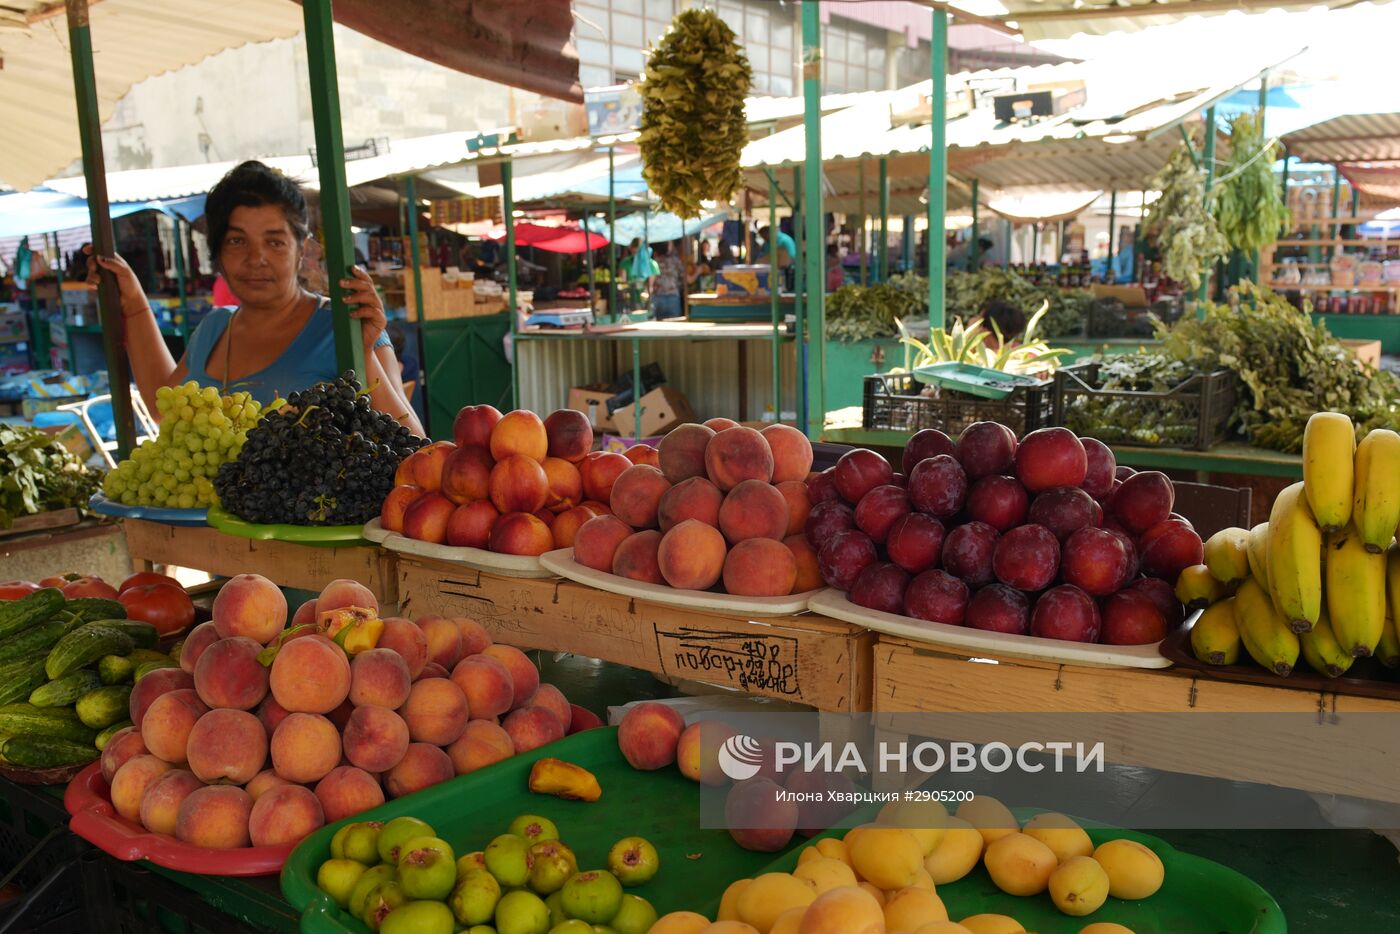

left=860, top=370, right=1061, bottom=438
left=1051, top=363, right=1238, bottom=450
left=0, top=779, right=89, bottom=933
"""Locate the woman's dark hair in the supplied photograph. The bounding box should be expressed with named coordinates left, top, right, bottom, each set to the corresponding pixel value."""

left=983, top=298, right=1027, bottom=338
left=205, top=160, right=309, bottom=258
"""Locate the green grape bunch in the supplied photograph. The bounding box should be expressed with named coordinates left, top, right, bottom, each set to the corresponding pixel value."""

left=102, top=382, right=263, bottom=510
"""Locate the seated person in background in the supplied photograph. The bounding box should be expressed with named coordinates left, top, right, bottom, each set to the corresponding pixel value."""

left=826, top=243, right=845, bottom=291
left=979, top=298, right=1028, bottom=350
left=756, top=224, right=796, bottom=268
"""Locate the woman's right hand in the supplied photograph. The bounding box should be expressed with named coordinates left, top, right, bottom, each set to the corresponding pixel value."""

left=83, top=245, right=146, bottom=317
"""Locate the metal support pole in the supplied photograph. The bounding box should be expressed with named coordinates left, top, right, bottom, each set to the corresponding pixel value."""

left=584, top=220, right=596, bottom=309
left=927, top=6, right=948, bottom=328
left=902, top=216, right=913, bottom=273
left=1253, top=72, right=1269, bottom=283
left=172, top=217, right=187, bottom=316
left=878, top=158, right=889, bottom=282
left=405, top=176, right=425, bottom=324
left=1197, top=105, right=1217, bottom=313
left=769, top=173, right=781, bottom=423
left=969, top=178, right=980, bottom=271
left=65, top=0, right=136, bottom=456
left=801, top=1, right=825, bottom=440
left=1107, top=189, right=1117, bottom=280
left=502, top=159, right=519, bottom=408
left=1032, top=223, right=1039, bottom=265
left=793, top=166, right=806, bottom=434
left=858, top=160, right=867, bottom=287
left=303, top=0, right=364, bottom=381
left=1001, top=218, right=1010, bottom=270
left=1330, top=166, right=1342, bottom=261
left=608, top=147, right=618, bottom=318
left=631, top=337, right=641, bottom=441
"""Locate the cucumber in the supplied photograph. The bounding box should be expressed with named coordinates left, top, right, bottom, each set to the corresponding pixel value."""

left=0, top=735, right=100, bottom=769
left=0, top=703, right=99, bottom=744
left=98, top=654, right=135, bottom=685
left=67, top=618, right=158, bottom=650
left=134, top=660, right=179, bottom=680
left=45, top=625, right=135, bottom=680
left=0, top=589, right=64, bottom=640
left=95, top=720, right=133, bottom=751
left=60, top=597, right=126, bottom=625
left=0, top=658, right=52, bottom=706
left=75, top=685, right=133, bottom=730
left=0, top=620, right=68, bottom=663
left=30, top=669, right=103, bottom=707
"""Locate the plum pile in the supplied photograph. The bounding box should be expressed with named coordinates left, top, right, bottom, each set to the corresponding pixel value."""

left=807, top=424, right=1198, bottom=645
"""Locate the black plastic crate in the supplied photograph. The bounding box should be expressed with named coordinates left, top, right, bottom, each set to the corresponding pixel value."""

left=82, top=855, right=298, bottom=934
left=1051, top=363, right=1238, bottom=450
left=0, top=779, right=88, bottom=933
left=1086, top=295, right=1186, bottom=339
left=861, top=370, right=1060, bottom=438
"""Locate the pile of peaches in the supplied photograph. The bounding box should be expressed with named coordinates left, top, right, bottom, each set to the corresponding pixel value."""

left=809, top=423, right=1196, bottom=646
left=569, top=418, right=823, bottom=598
left=379, top=404, right=657, bottom=557
left=99, top=574, right=601, bottom=852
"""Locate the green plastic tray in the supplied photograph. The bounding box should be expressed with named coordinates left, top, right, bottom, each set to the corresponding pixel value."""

left=208, top=504, right=368, bottom=547
left=281, top=727, right=804, bottom=932
left=766, top=809, right=1285, bottom=934
left=913, top=362, right=1046, bottom=400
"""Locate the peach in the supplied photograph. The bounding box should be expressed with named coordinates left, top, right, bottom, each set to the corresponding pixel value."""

left=569, top=705, right=604, bottom=734
left=784, top=535, right=823, bottom=593
left=542, top=457, right=584, bottom=513
left=544, top=409, right=594, bottom=462
left=488, top=512, right=554, bottom=556
left=658, top=423, right=717, bottom=484
left=378, top=617, right=429, bottom=676
left=488, top=454, right=549, bottom=515
left=245, top=769, right=290, bottom=801
left=718, top=480, right=789, bottom=544
left=481, top=644, right=539, bottom=709
left=111, top=755, right=173, bottom=823
left=409, top=441, right=457, bottom=491
left=705, top=417, right=740, bottom=432
left=256, top=695, right=291, bottom=738
left=316, top=579, right=379, bottom=616
left=379, top=484, right=424, bottom=533
left=270, top=712, right=341, bottom=784
left=418, top=662, right=449, bottom=680
left=327, top=699, right=353, bottom=731
left=186, top=708, right=267, bottom=784
left=532, top=507, right=555, bottom=528
left=502, top=705, right=565, bottom=753
left=723, top=538, right=799, bottom=597
left=141, top=689, right=208, bottom=764
left=454, top=617, right=492, bottom=656
left=384, top=742, right=454, bottom=798
left=249, top=783, right=324, bottom=847
left=574, top=515, right=635, bottom=572
left=194, top=636, right=269, bottom=710
left=415, top=616, right=463, bottom=670
left=178, top=622, right=221, bottom=674
left=528, top=683, right=571, bottom=732
left=400, top=677, right=469, bottom=746
left=762, top=424, right=814, bottom=483
left=617, top=702, right=685, bottom=770
left=581, top=451, right=631, bottom=503
left=175, top=785, right=252, bottom=849
left=211, top=573, right=287, bottom=643
left=491, top=410, right=549, bottom=462
left=291, top=599, right=317, bottom=631
left=402, top=492, right=456, bottom=544
left=613, top=529, right=665, bottom=584
left=677, top=720, right=735, bottom=786
left=139, top=769, right=204, bottom=835
left=343, top=705, right=410, bottom=773
left=447, top=719, right=515, bottom=774
left=451, top=654, right=515, bottom=720
left=101, top=727, right=149, bottom=783
left=776, top=481, right=811, bottom=537
left=705, top=426, right=774, bottom=490
left=657, top=520, right=727, bottom=591
left=658, top=476, right=723, bottom=532
left=269, top=634, right=350, bottom=714
left=624, top=444, right=660, bottom=467
left=440, top=445, right=495, bottom=506
left=725, top=777, right=798, bottom=852
left=349, top=648, right=412, bottom=709
left=551, top=505, right=597, bottom=549
left=610, top=464, right=672, bottom=529
left=581, top=499, right=612, bottom=516
left=454, top=403, right=503, bottom=449
left=315, top=766, right=385, bottom=823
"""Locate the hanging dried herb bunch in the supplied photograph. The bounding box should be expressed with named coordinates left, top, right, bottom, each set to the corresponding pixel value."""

left=1142, top=140, right=1228, bottom=290
left=1214, top=110, right=1290, bottom=253
left=637, top=8, right=753, bottom=218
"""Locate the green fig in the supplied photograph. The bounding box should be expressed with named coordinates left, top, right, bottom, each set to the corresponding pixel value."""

left=397, top=836, right=456, bottom=901
left=559, top=871, right=623, bottom=925
left=605, top=837, right=658, bottom=887
left=451, top=868, right=503, bottom=926
left=484, top=833, right=531, bottom=888
left=315, top=858, right=367, bottom=908
left=494, top=889, right=551, bottom=934
left=527, top=840, right=578, bottom=895
left=380, top=899, right=454, bottom=934
left=507, top=814, right=559, bottom=845
left=377, top=816, right=434, bottom=864
left=608, top=895, right=657, bottom=934
left=348, top=864, right=395, bottom=920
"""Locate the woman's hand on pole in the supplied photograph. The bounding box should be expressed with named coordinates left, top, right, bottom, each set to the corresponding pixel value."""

left=341, top=265, right=386, bottom=351
left=83, top=244, right=147, bottom=318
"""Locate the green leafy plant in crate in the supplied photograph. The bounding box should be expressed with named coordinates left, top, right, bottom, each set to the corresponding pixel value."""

left=898, top=301, right=1072, bottom=377
left=0, top=425, right=101, bottom=528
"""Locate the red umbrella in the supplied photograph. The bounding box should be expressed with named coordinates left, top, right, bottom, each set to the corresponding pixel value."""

left=530, top=230, right=610, bottom=254
left=489, top=222, right=578, bottom=246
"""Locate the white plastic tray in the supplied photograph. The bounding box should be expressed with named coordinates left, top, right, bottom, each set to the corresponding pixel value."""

left=807, top=589, right=1173, bottom=669
left=375, top=530, right=555, bottom=578
left=361, top=518, right=393, bottom=544
left=539, top=548, right=821, bottom=617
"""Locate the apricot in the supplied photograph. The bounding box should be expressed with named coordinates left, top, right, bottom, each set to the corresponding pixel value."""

left=1092, top=838, right=1164, bottom=899
left=718, top=480, right=789, bottom=544
left=651, top=913, right=711, bottom=934
left=658, top=423, right=716, bottom=484
left=1023, top=811, right=1094, bottom=863
left=490, top=410, right=548, bottom=462
left=849, top=827, right=923, bottom=889
left=581, top=451, right=631, bottom=503
left=502, top=705, right=565, bottom=753
left=446, top=719, right=515, bottom=774
left=762, top=424, right=814, bottom=483
left=178, top=622, right=220, bottom=674
left=342, top=704, right=410, bottom=773
left=481, top=644, right=539, bottom=709
left=211, top=573, right=287, bottom=643
left=775, top=481, right=811, bottom=537
left=657, top=476, right=723, bottom=532
left=384, top=742, right=454, bottom=798
left=958, top=918, right=1025, bottom=934
left=796, top=886, right=885, bottom=934
left=883, top=887, right=948, bottom=932
left=489, top=455, right=550, bottom=514
left=315, top=765, right=385, bottom=823
left=193, top=636, right=269, bottom=710
left=705, top=426, right=774, bottom=491
left=792, top=857, right=858, bottom=895
left=245, top=769, right=290, bottom=801
left=440, top=445, right=494, bottom=506
left=544, top=409, right=593, bottom=462
left=348, top=648, right=411, bottom=709
left=101, top=727, right=149, bottom=783
left=141, top=689, right=208, bottom=764
left=924, top=817, right=984, bottom=885
left=983, top=832, right=1057, bottom=896
left=400, top=677, right=469, bottom=746
left=783, top=535, right=823, bottom=593
left=110, top=755, right=172, bottom=823
left=541, top=457, right=584, bottom=513
left=955, top=796, right=1019, bottom=846
left=378, top=617, right=429, bottom=677
left=657, top=520, right=727, bottom=591
left=450, top=654, right=515, bottom=720
left=249, top=784, right=324, bottom=847
left=617, top=701, right=684, bottom=770
left=139, top=769, right=204, bottom=836
left=610, top=464, right=672, bottom=529
left=624, top=443, right=660, bottom=466
left=574, top=515, right=634, bottom=572
left=488, top=511, right=555, bottom=556
left=612, top=529, right=665, bottom=584
left=186, top=707, right=267, bottom=784
left=269, top=634, right=350, bottom=714
left=723, top=539, right=797, bottom=597
left=175, top=785, right=253, bottom=849
left=316, top=579, right=379, bottom=616
left=735, top=873, right=815, bottom=932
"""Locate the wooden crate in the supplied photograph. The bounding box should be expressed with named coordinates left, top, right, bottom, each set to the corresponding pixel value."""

left=122, top=519, right=397, bottom=604
left=397, top=557, right=873, bottom=714
left=872, top=637, right=1400, bottom=802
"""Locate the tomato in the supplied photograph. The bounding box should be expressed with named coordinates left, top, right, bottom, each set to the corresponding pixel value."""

left=119, top=571, right=180, bottom=594
left=118, top=583, right=196, bottom=636
left=0, top=581, right=40, bottom=601
left=61, top=577, right=120, bottom=600
left=39, top=574, right=81, bottom=588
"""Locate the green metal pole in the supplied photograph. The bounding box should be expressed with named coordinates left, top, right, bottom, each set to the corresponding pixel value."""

left=65, top=0, right=136, bottom=456
left=968, top=178, right=980, bottom=271
left=902, top=216, right=913, bottom=272
left=172, top=216, right=188, bottom=342
left=802, top=1, right=824, bottom=440
left=608, top=147, right=618, bottom=318
left=1252, top=73, right=1269, bottom=282
left=1001, top=218, right=1010, bottom=270
left=927, top=6, right=948, bottom=328
left=770, top=173, right=781, bottom=423
left=632, top=337, right=641, bottom=442
left=1197, top=105, right=1217, bottom=314
left=878, top=158, right=889, bottom=282
left=1032, top=224, right=1039, bottom=266
left=502, top=159, right=519, bottom=408
left=858, top=160, right=867, bottom=287
left=1330, top=167, right=1341, bottom=261
left=793, top=166, right=806, bottom=434
left=1107, top=189, right=1117, bottom=280
left=303, top=0, right=364, bottom=381
left=405, top=176, right=426, bottom=325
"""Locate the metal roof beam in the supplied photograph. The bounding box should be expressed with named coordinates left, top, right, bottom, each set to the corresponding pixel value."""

left=999, top=0, right=1358, bottom=24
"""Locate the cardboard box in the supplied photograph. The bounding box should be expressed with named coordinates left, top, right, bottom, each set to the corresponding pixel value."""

left=1341, top=338, right=1382, bottom=369
left=568, top=384, right=617, bottom=432
left=610, top=385, right=695, bottom=438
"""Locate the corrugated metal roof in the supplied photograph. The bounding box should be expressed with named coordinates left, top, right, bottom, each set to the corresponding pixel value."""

left=990, top=1, right=1387, bottom=41
left=1282, top=113, right=1400, bottom=164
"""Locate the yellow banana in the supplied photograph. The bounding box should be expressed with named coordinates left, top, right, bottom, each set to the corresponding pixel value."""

left=1375, top=616, right=1399, bottom=669
left=1325, top=524, right=1386, bottom=658
left=1299, top=609, right=1354, bottom=678
left=1203, top=527, right=1251, bottom=583
left=1266, top=481, right=1322, bottom=633
left=1302, top=411, right=1355, bottom=533
left=1246, top=522, right=1271, bottom=592
left=1190, top=598, right=1241, bottom=666
left=1174, top=564, right=1229, bottom=610
left=1388, top=545, right=1400, bottom=631
left=1353, top=428, right=1400, bottom=553
left=1233, top=577, right=1299, bottom=676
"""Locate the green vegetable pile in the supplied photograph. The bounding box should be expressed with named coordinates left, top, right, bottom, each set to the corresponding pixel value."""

left=1214, top=110, right=1290, bottom=254
left=0, top=425, right=101, bottom=529
left=826, top=278, right=927, bottom=341
left=637, top=9, right=752, bottom=218
left=1057, top=352, right=1205, bottom=446
left=1142, top=141, right=1228, bottom=290
left=946, top=268, right=1090, bottom=338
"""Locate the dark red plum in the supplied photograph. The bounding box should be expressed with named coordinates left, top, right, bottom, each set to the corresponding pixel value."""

left=1139, top=523, right=1204, bottom=582
left=804, top=501, right=855, bottom=547
left=941, top=521, right=999, bottom=587
left=885, top=513, right=945, bottom=575
left=903, top=570, right=970, bottom=626
left=1112, top=471, right=1175, bottom=534
left=955, top=421, right=1017, bottom=480
left=1126, top=577, right=1185, bottom=629
left=854, top=485, right=911, bottom=545
left=965, top=475, right=1029, bottom=532
left=849, top=562, right=910, bottom=615
left=1100, top=590, right=1169, bottom=645
left=902, top=429, right=956, bottom=476
left=1080, top=438, right=1117, bottom=500
left=832, top=449, right=894, bottom=505
left=1061, top=527, right=1134, bottom=597
left=817, top=529, right=878, bottom=591
left=965, top=584, right=1031, bottom=635
left=1030, top=585, right=1101, bottom=642
left=1027, top=486, right=1098, bottom=542
left=807, top=468, right=841, bottom=505
left=1014, top=428, right=1087, bottom=494
left=991, top=524, right=1061, bottom=592
left=908, top=455, right=968, bottom=519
